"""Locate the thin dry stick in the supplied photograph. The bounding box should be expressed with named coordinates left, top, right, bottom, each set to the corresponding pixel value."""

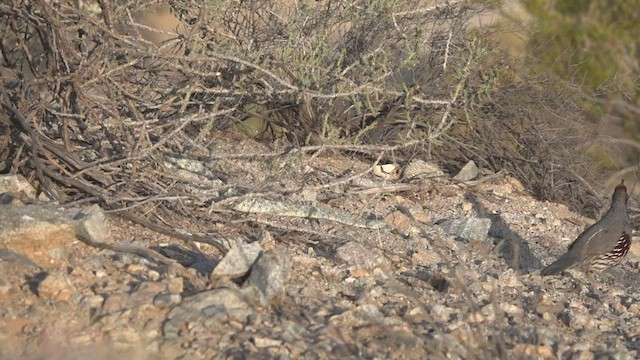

left=75, top=232, right=207, bottom=289
left=73, top=106, right=234, bottom=178
left=430, top=45, right=475, bottom=142
left=205, top=140, right=425, bottom=160
left=603, top=165, right=638, bottom=190
left=392, top=0, right=464, bottom=37
left=454, top=169, right=507, bottom=186
left=348, top=183, right=419, bottom=195
left=307, top=151, right=385, bottom=191
left=103, top=195, right=194, bottom=212
left=230, top=218, right=344, bottom=244
left=443, top=31, right=452, bottom=71
left=1, top=90, right=54, bottom=199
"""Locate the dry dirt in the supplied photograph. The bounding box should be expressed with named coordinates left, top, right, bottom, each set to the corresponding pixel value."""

left=2, top=135, right=640, bottom=359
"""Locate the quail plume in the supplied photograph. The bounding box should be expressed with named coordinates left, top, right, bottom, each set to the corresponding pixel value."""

left=541, top=181, right=632, bottom=276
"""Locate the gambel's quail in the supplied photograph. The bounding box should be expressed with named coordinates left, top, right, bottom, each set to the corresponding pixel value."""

left=541, top=181, right=632, bottom=276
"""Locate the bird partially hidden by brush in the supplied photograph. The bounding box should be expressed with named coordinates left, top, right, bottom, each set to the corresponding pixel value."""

left=541, top=181, right=632, bottom=276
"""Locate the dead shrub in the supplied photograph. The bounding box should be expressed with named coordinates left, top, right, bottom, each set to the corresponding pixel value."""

left=0, top=0, right=601, bottom=248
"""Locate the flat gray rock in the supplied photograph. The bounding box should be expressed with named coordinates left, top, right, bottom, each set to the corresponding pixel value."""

left=453, top=160, right=479, bottom=181
left=438, top=217, right=492, bottom=242
left=163, top=288, right=253, bottom=338
left=211, top=241, right=263, bottom=278
left=335, top=242, right=391, bottom=271
left=243, top=251, right=290, bottom=307
left=404, top=159, right=445, bottom=179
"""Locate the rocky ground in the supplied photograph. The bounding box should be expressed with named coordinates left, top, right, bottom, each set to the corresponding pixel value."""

left=2, top=143, right=640, bottom=360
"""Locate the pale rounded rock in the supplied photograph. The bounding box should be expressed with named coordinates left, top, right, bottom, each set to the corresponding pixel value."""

left=148, top=270, right=161, bottom=281
left=167, top=277, right=184, bottom=294
left=38, top=272, right=75, bottom=302
left=430, top=304, right=455, bottom=322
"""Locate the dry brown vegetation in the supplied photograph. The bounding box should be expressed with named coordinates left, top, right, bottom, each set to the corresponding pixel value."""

left=0, top=0, right=605, bottom=250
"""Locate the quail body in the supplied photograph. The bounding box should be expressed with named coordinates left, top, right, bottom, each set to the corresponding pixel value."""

left=541, top=181, right=632, bottom=276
